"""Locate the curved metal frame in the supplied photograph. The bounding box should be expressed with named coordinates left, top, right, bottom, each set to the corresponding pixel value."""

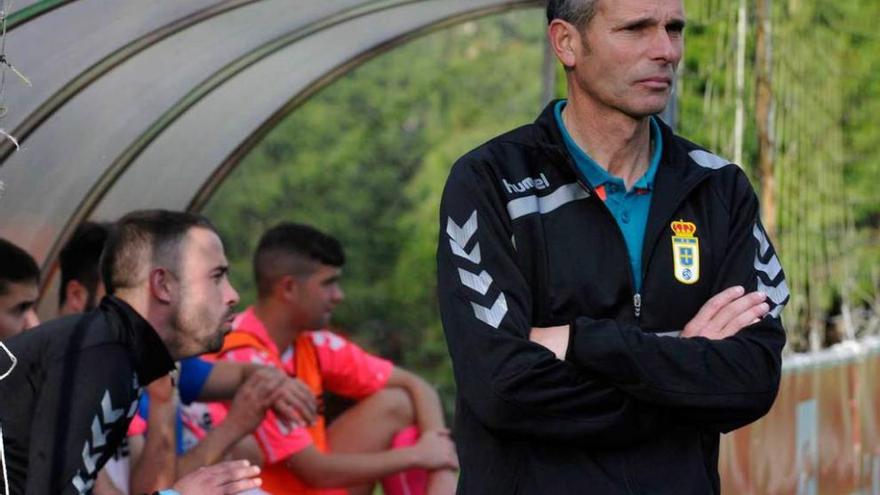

left=0, top=0, right=541, bottom=309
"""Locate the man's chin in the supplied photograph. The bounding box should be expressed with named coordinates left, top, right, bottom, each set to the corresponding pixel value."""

left=209, top=324, right=233, bottom=350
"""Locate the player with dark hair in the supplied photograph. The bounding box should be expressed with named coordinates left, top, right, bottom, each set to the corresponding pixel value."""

left=0, top=238, right=40, bottom=340
left=211, top=223, right=458, bottom=495
left=58, top=221, right=110, bottom=315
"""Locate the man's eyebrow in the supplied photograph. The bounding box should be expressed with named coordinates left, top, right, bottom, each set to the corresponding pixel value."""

left=616, top=16, right=656, bottom=30
left=615, top=16, right=687, bottom=30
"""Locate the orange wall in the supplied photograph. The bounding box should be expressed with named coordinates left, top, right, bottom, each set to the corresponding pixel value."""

left=720, top=341, right=880, bottom=494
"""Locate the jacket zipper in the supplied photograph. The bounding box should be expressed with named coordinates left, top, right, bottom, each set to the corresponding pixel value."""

left=571, top=176, right=643, bottom=321
left=633, top=293, right=642, bottom=319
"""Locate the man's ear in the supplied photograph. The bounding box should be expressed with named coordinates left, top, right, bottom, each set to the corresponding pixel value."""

left=148, top=268, right=175, bottom=304
left=278, top=274, right=299, bottom=302
left=64, top=280, right=88, bottom=312
left=548, top=19, right=581, bottom=68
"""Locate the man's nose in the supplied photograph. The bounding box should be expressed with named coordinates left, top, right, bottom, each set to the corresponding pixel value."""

left=23, top=309, right=40, bottom=330
left=226, top=283, right=240, bottom=307
left=651, top=30, right=681, bottom=64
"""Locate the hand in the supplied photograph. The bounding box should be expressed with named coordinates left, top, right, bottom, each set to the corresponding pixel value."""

left=682, top=286, right=770, bottom=340
left=529, top=325, right=569, bottom=359
left=225, top=368, right=287, bottom=434
left=145, top=374, right=175, bottom=404
left=269, top=374, right=318, bottom=427
left=170, top=460, right=262, bottom=494
left=411, top=429, right=459, bottom=471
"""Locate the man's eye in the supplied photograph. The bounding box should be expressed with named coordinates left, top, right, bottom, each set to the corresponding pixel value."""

left=667, top=23, right=685, bottom=34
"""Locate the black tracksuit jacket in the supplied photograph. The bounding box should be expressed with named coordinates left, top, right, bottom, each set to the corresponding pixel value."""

left=0, top=296, right=174, bottom=494
left=437, top=101, right=789, bottom=494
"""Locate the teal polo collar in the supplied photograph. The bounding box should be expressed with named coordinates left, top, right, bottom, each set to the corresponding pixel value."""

left=553, top=99, right=662, bottom=191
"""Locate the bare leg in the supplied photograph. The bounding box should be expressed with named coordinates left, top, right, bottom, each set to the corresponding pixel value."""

left=327, top=387, right=414, bottom=495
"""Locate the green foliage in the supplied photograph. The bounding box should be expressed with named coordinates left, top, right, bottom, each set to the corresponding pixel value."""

left=206, top=0, right=880, bottom=415
left=205, top=8, right=546, bottom=416
left=680, top=0, right=880, bottom=349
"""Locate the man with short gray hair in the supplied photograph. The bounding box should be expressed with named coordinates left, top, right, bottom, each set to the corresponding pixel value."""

left=437, top=0, right=789, bottom=493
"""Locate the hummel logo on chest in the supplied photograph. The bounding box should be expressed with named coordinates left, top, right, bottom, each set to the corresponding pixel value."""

left=503, top=173, right=550, bottom=194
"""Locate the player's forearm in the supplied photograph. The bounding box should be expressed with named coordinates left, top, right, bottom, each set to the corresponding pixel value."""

left=407, top=382, right=446, bottom=433
left=130, top=403, right=177, bottom=493
left=426, top=467, right=458, bottom=494
left=291, top=448, right=420, bottom=489
left=198, top=362, right=259, bottom=401
left=391, top=370, right=446, bottom=432
left=176, top=420, right=250, bottom=477
left=567, top=316, right=784, bottom=412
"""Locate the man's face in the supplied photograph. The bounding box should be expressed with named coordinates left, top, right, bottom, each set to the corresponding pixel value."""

left=570, top=0, right=685, bottom=118
left=290, top=264, right=345, bottom=331
left=0, top=281, right=39, bottom=340
left=169, top=228, right=240, bottom=358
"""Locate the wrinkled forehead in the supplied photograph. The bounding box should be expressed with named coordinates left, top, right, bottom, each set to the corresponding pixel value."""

left=598, top=0, right=685, bottom=22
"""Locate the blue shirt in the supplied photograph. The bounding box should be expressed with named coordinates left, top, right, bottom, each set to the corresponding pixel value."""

left=554, top=100, right=663, bottom=292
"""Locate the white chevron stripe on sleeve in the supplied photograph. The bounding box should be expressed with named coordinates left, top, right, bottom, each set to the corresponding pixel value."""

left=754, top=254, right=783, bottom=280
left=101, top=391, right=123, bottom=424
left=90, top=418, right=108, bottom=450
left=72, top=473, right=93, bottom=494
left=758, top=278, right=790, bottom=306
left=458, top=268, right=493, bottom=295
left=753, top=224, right=771, bottom=257
left=471, top=293, right=508, bottom=329
left=447, top=211, right=478, bottom=249
left=450, top=240, right=481, bottom=264
left=0, top=344, right=15, bottom=382
left=752, top=221, right=788, bottom=318
left=81, top=441, right=101, bottom=475
left=769, top=305, right=784, bottom=319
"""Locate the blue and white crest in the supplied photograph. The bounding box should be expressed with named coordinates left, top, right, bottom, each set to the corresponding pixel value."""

left=671, top=220, right=700, bottom=285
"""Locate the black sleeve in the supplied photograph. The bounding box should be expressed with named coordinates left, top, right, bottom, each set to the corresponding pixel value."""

left=25, top=345, right=135, bottom=494
left=438, top=159, right=665, bottom=446
left=566, top=170, right=788, bottom=432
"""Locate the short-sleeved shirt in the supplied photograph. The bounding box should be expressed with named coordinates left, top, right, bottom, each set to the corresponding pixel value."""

left=211, top=307, right=393, bottom=464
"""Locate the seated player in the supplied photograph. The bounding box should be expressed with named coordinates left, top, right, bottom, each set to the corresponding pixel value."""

left=210, top=223, right=458, bottom=495
left=0, top=238, right=40, bottom=339
left=58, top=221, right=110, bottom=316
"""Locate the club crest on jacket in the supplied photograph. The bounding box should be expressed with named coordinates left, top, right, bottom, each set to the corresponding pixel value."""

left=671, top=220, right=700, bottom=284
